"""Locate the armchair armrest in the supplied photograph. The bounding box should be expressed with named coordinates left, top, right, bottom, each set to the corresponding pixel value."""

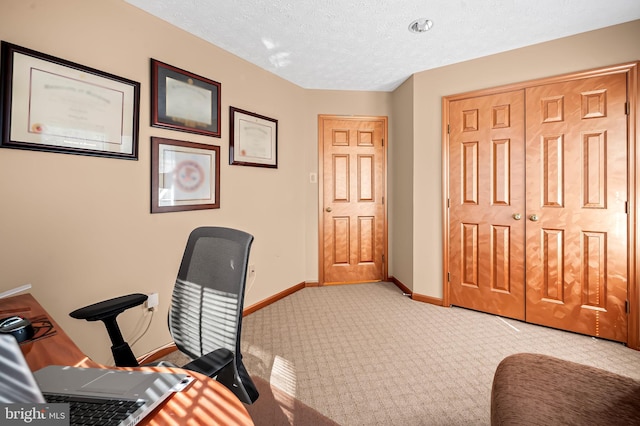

left=69, top=293, right=148, bottom=367
left=70, top=293, right=148, bottom=321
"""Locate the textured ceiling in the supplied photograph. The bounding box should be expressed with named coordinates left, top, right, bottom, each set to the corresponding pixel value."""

left=125, top=0, right=640, bottom=92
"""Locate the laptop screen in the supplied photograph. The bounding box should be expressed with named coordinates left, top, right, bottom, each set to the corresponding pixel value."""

left=0, top=334, right=45, bottom=403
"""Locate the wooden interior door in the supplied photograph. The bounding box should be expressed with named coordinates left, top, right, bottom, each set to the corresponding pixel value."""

left=319, top=115, right=387, bottom=285
left=524, top=73, right=628, bottom=342
left=448, top=91, right=526, bottom=320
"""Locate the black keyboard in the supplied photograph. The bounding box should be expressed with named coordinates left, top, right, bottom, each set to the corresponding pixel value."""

left=43, top=393, right=145, bottom=426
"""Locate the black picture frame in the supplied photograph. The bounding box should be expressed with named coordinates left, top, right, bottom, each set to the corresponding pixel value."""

left=151, top=59, right=221, bottom=138
left=0, top=41, right=140, bottom=160
left=229, top=106, right=278, bottom=168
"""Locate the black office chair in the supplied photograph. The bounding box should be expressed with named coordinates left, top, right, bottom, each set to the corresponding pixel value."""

left=69, top=227, right=259, bottom=404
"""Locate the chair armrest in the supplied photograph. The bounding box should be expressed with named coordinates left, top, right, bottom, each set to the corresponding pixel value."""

left=69, top=293, right=148, bottom=322
left=182, top=348, right=234, bottom=377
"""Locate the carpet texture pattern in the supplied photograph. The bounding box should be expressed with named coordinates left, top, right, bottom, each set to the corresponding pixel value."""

left=247, top=375, right=340, bottom=426
left=163, top=282, right=640, bottom=425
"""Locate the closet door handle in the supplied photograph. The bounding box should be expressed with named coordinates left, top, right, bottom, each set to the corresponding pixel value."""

left=326, top=207, right=332, bottom=212
left=529, top=214, right=539, bottom=222
left=512, top=213, right=521, bottom=220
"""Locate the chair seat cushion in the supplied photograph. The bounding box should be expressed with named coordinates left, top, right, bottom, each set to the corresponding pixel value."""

left=182, top=348, right=234, bottom=377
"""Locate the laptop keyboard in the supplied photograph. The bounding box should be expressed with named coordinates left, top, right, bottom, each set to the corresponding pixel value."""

left=43, top=393, right=145, bottom=426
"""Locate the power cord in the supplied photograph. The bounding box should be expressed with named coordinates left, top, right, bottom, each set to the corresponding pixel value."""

left=246, top=267, right=257, bottom=295
left=129, top=307, right=155, bottom=349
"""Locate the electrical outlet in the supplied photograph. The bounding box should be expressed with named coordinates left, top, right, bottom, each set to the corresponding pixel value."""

left=146, top=292, right=159, bottom=309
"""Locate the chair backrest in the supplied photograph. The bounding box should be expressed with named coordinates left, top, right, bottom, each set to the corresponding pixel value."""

left=168, top=227, right=253, bottom=361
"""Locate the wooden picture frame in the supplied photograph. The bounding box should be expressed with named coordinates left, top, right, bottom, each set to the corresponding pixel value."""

left=151, top=137, right=220, bottom=213
left=229, top=107, right=278, bottom=168
left=0, top=41, right=140, bottom=160
left=151, top=59, right=221, bottom=138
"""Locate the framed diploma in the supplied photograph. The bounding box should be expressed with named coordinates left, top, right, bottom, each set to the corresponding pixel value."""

left=229, top=107, right=278, bottom=168
left=151, top=137, right=220, bottom=213
left=151, top=59, right=221, bottom=138
left=0, top=42, right=140, bottom=160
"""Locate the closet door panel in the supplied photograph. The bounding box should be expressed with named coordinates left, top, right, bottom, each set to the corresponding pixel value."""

left=449, top=90, right=526, bottom=320
left=525, top=73, right=628, bottom=342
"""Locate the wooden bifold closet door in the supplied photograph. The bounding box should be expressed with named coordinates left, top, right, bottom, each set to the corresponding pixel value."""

left=448, top=90, right=526, bottom=320
left=447, top=69, right=630, bottom=343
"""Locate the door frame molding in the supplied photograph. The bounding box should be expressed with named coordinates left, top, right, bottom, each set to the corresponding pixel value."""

left=441, top=62, right=639, bottom=349
left=318, top=114, right=389, bottom=286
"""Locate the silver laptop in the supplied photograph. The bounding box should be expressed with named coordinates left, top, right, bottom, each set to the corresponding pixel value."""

left=0, top=334, right=192, bottom=426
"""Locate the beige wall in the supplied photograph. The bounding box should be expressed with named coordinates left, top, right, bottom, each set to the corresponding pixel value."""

left=0, top=0, right=390, bottom=363
left=408, top=19, right=640, bottom=300
left=389, top=77, right=414, bottom=289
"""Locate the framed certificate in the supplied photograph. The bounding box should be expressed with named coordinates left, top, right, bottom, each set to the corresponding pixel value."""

left=229, top=107, right=278, bottom=168
left=151, top=59, right=221, bottom=138
left=0, top=42, right=140, bottom=160
left=151, top=137, right=220, bottom=213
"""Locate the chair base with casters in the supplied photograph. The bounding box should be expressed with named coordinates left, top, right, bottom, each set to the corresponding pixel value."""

left=69, top=226, right=260, bottom=405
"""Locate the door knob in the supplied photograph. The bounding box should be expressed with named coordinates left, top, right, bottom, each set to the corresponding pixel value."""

left=529, top=214, right=539, bottom=222
left=325, top=207, right=332, bottom=212
left=512, top=213, right=521, bottom=220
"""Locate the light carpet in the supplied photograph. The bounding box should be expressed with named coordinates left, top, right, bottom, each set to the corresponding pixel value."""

left=165, top=282, right=640, bottom=425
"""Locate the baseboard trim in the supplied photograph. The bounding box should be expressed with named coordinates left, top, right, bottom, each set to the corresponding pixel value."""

left=137, top=343, right=177, bottom=364
left=389, top=276, right=411, bottom=295
left=412, top=292, right=445, bottom=306
left=243, top=281, right=307, bottom=316
left=387, top=276, right=445, bottom=306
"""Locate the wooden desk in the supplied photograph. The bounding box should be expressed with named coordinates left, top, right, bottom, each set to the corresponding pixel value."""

left=0, top=293, right=254, bottom=426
